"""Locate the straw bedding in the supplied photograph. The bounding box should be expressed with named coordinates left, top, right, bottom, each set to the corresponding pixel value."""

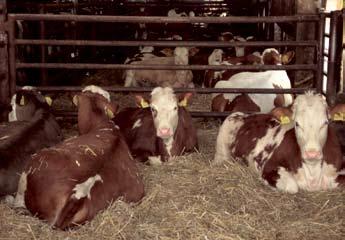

left=1, top=123, right=344, bottom=239
left=1, top=80, right=344, bottom=239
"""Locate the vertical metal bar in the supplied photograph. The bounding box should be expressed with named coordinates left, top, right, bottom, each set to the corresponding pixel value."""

left=326, top=10, right=343, bottom=106
left=39, top=5, right=47, bottom=85
left=316, top=10, right=325, bottom=93
left=7, top=17, right=16, bottom=100
left=0, top=0, right=10, bottom=121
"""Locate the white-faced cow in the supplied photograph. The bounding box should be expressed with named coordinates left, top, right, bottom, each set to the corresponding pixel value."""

left=0, top=88, right=62, bottom=197
left=10, top=85, right=145, bottom=229
left=212, top=48, right=295, bottom=113
left=114, top=87, right=198, bottom=164
left=214, top=92, right=345, bottom=193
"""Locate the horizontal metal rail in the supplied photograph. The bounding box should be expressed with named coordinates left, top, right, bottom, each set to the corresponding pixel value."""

left=16, top=63, right=317, bottom=71
left=21, top=86, right=314, bottom=94
left=54, top=110, right=235, bottom=118
left=9, top=14, right=320, bottom=23
left=14, top=39, right=319, bottom=48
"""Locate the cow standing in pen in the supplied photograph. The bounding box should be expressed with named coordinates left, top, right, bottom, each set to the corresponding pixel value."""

left=214, top=92, right=345, bottom=193
left=10, top=86, right=145, bottom=229
left=0, top=88, right=62, bottom=197
left=114, top=87, right=198, bottom=164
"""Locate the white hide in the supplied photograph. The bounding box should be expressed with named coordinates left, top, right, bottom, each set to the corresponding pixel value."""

left=150, top=87, right=179, bottom=140
left=72, top=174, right=103, bottom=200
left=291, top=92, right=329, bottom=161
left=214, top=70, right=293, bottom=113
left=124, top=47, right=193, bottom=88
left=82, top=85, right=111, bottom=102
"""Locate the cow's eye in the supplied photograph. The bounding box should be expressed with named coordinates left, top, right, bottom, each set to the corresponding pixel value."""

left=295, top=122, right=300, bottom=128
left=174, top=106, right=177, bottom=111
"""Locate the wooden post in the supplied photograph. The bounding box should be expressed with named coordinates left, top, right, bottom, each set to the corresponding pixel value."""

left=0, top=0, right=10, bottom=121
left=295, top=0, right=318, bottom=86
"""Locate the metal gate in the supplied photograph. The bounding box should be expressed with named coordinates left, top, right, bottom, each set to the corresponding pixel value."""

left=0, top=1, right=343, bottom=121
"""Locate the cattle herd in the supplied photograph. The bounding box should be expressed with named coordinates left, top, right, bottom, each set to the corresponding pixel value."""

left=1, top=38, right=345, bottom=229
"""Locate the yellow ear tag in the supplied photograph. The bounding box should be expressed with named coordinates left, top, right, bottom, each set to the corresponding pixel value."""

left=72, top=95, right=78, bottom=106
left=140, top=99, right=149, bottom=108
left=45, top=96, right=53, bottom=106
left=178, top=98, right=188, bottom=107
left=20, top=96, right=25, bottom=106
left=105, top=107, right=114, bottom=119
left=332, top=113, right=345, bottom=121
left=280, top=116, right=290, bottom=125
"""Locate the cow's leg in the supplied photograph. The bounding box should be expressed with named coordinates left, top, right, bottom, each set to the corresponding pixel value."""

left=263, top=167, right=298, bottom=194
left=6, top=172, right=27, bottom=208
left=124, top=70, right=135, bottom=87
left=148, top=156, right=162, bottom=165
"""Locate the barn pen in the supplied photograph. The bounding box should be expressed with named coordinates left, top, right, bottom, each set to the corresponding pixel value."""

left=0, top=0, right=345, bottom=239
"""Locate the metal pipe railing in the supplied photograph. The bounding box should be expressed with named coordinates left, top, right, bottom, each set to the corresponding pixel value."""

left=16, top=63, right=317, bottom=71
left=9, top=14, right=320, bottom=23
left=20, top=86, right=313, bottom=94
left=14, top=39, right=319, bottom=47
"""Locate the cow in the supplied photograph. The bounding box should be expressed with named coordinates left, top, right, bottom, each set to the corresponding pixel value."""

left=114, top=87, right=198, bottom=164
left=211, top=48, right=295, bottom=113
left=9, top=85, right=145, bottom=229
left=124, top=47, right=194, bottom=88
left=0, top=88, right=62, bottom=197
left=214, top=91, right=345, bottom=193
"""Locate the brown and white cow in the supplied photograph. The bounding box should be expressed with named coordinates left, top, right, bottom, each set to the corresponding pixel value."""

left=114, top=87, right=198, bottom=164
left=211, top=48, right=295, bottom=113
left=0, top=88, right=62, bottom=197
left=214, top=91, right=345, bottom=193
left=10, top=86, right=145, bottom=229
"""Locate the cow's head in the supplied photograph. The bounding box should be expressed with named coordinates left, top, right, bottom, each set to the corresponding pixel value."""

left=273, top=92, right=330, bottom=162
left=261, top=48, right=295, bottom=65
left=8, top=86, right=53, bottom=122
left=73, top=85, right=117, bottom=134
left=135, top=87, right=192, bottom=139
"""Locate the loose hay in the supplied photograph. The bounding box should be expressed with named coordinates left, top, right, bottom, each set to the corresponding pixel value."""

left=1, top=126, right=345, bottom=240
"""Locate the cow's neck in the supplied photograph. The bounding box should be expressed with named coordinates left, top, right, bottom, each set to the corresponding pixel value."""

left=162, top=136, right=174, bottom=156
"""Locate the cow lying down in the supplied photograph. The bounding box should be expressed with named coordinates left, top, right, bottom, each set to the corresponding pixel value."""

left=114, top=87, right=198, bottom=164
left=124, top=47, right=194, bottom=88
left=0, top=88, right=62, bottom=197
left=214, top=91, right=345, bottom=193
left=9, top=85, right=145, bottom=229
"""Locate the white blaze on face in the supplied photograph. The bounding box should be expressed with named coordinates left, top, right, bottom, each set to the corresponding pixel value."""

left=82, top=85, right=111, bottom=102
left=174, top=47, right=189, bottom=65
left=150, top=87, right=179, bottom=139
left=208, top=49, right=224, bottom=65
left=72, top=174, right=103, bottom=200
left=292, top=92, right=329, bottom=161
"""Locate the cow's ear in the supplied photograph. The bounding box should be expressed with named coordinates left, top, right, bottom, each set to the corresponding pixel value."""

left=44, top=96, right=53, bottom=106
left=178, top=92, right=193, bottom=107
left=104, top=101, right=118, bottom=119
left=271, top=107, right=293, bottom=125
left=330, top=104, right=345, bottom=121
left=135, top=95, right=150, bottom=108
left=281, top=51, right=295, bottom=65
